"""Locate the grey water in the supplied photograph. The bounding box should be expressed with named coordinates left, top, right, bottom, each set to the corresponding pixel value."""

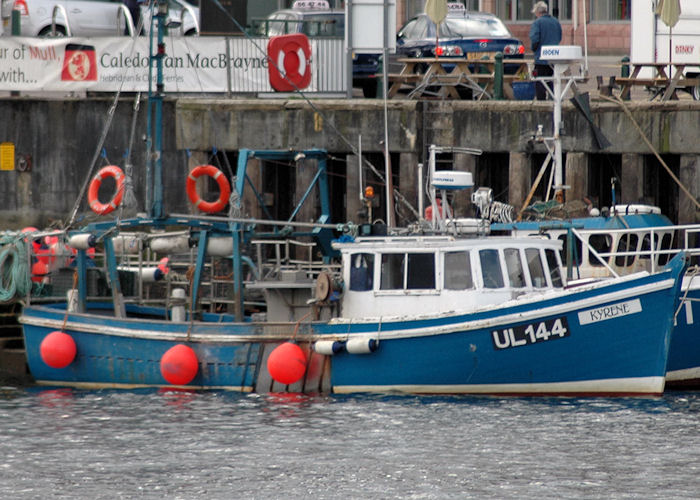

left=1, top=388, right=699, bottom=500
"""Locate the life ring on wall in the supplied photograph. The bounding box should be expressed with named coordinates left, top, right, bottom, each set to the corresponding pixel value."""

left=267, top=33, right=312, bottom=92
left=186, top=165, right=231, bottom=213
left=88, top=165, right=125, bottom=215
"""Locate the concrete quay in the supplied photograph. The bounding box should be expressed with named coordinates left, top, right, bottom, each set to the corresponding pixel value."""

left=0, top=55, right=698, bottom=229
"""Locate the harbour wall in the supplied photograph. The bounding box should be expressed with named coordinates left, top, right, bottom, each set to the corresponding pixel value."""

left=0, top=97, right=698, bottom=227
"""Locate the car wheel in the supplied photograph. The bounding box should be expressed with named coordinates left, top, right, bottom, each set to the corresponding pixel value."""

left=38, top=26, right=67, bottom=37
left=691, top=82, right=700, bottom=101
left=362, top=81, right=378, bottom=98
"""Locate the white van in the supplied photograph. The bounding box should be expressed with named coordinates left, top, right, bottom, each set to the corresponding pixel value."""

left=631, top=0, right=700, bottom=99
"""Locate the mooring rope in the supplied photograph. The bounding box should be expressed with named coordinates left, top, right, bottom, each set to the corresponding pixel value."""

left=600, top=94, right=700, bottom=211
left=0, top=235, right=32, bottom=303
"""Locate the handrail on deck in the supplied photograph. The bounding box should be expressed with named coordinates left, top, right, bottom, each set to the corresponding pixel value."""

left=569, top=224, right=700, bottom=276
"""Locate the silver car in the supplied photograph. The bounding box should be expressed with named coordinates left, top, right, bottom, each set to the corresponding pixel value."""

left=1, top=0, right=199, bottom=37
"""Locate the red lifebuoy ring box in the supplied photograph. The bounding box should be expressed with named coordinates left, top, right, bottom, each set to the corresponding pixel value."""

left=267, top=33, right=312, bottom=92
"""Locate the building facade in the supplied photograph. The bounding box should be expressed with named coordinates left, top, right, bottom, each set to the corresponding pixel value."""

left=398, top=1, right=631, bottom=55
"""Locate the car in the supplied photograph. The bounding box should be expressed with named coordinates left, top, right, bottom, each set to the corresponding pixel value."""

left=252, top=0, right=381, bottom=98
left=396, top=3, right=525, bottom=70
left=1, top=0, right=199, bottom=37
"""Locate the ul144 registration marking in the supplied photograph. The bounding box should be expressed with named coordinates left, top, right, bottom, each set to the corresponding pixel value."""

left=492, top=317, right=570, bottom=350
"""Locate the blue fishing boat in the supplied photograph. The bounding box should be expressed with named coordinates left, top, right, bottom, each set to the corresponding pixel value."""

left=492, top=215, right=700, bottom=388
left=18, top=140, right=689, bottom=395
left=15, top=29, right=689, bottom=395
left=485, top=46, right=700, bottom=388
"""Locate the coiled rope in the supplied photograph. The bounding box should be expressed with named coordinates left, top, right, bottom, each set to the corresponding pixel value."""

left=0, top=234, right=32, bottom=303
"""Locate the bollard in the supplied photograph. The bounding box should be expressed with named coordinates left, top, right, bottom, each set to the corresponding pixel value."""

left=376, top=55, right=383, bottom=99
left=11, top=8, right=20, bottom=36
left=493, top=52, right=504, bottom=100
left=621, top=56, right=630, bottom=78
left=621, top=56, right=630, bottom=100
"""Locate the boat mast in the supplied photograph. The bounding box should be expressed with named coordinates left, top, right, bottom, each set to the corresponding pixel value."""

left=146, top=0, right=167, bottom=219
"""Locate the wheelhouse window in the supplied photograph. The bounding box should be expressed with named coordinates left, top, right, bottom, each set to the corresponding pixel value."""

left=545, top=249, right=564, bottom=288
left=504, top=248, right=526, bottom=288
left=588, top=234, right=612, bottom=267
left=479, top=249, right=505, bottom=289
left=615, top=233, right=638, bottom=267
left=525, top=248, right=547, bottom=288
left=658, top=232, right=674, bottom=265
left=380, top=252, right=436, bottom=290
left=558, top=233, right=583, bottom=268
left=349, top=253, right=374, bottom=292
left=407, top=253, right=436, bottom=289
left=444, top=251, right=474, bottom=290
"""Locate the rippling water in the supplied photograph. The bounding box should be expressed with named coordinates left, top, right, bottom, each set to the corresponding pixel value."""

left=1, top=388, right=699, bottom=499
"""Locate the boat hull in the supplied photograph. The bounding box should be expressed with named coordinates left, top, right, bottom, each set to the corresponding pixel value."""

left=666, top=285, right=700, bottom=388
left=20, top=304, right=330, bottom=393
left=322, top=266, right=683, bottom=396
left=20, top=257, right=686, bottom=396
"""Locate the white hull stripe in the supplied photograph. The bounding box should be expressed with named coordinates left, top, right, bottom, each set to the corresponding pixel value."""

left=20, top=278, right=676, bottom=343
left=665, top=366, right=700, bottom=382
left=33, top=380, right=254, bottom=392
left=332, top=376, right=666, bottom=395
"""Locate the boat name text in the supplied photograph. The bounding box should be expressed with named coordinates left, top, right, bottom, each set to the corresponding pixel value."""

left=577, top=299, right=642, bottom=325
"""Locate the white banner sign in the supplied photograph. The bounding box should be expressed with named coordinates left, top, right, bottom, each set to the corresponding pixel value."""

left=0, top=36, right=345, bottom=93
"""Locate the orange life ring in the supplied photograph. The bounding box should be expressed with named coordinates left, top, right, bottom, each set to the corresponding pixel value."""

left=186, top=165, right=231, bottom=213
left=88, top=165, right=125, bottom=215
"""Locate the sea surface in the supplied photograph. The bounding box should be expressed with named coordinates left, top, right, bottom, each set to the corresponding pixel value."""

left=1, top=388, right=699, bottom=499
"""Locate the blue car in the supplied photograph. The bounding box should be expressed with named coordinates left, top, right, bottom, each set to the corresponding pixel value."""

left=396, top=7, right=525, bottom=70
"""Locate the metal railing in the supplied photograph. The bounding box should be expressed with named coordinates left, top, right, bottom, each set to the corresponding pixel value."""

left=568, top=224, right=700, bottom=279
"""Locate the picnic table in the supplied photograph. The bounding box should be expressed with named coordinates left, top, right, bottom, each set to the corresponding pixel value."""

left=616, top=62, right=700, bottom=101
left=386, top=57, right=533, bottom=100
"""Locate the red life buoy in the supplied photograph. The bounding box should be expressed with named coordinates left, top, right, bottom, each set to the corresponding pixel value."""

left=186, top=165, right=231, bottom=213
left=88, top=165, right=125, bottom=215
left=267, top=33, right=312, bottom=92
left=424, top=199, right=450, bottom=221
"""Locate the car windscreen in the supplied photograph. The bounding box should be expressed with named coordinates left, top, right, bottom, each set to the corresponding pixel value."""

left=440, top=17, right=511, bottom=38
left=300, top=14, right=344, bottom=37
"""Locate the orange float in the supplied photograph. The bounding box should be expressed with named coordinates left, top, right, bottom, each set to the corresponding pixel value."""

left=267, top=342, right=307, bottom=385
left=186, top=165, right=231, bottom=213
left=88, top=165, right=125, bottom=215
left=40, top=331, right=77, bottom=368
left=160, top=344, right=199, bottom=385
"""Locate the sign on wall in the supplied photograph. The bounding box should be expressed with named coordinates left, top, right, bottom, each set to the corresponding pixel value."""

left=0, top=36, right=345, bottom=93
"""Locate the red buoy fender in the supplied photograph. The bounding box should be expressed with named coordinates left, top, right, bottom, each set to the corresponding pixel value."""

left=88, top=165, right=125, bottom=215
left=186, top=165, right=231, bottom=214
left=267, top=342, right=307, bottom=385
left=40, top=331, right=77, bottom=369
left=160, top=344, right=199, bottom=385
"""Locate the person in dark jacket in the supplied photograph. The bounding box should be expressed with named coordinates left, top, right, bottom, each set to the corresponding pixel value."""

left=529, top=1, right=562, bottom=100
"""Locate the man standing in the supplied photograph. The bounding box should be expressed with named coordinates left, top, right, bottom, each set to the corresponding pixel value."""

left=529, top=1, right=562, bottom=100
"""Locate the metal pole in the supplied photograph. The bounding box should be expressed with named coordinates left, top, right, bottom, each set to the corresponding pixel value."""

left=383, top=0, right=394, bottom=228
left=552, top=64, right=565, bottom=202
left=346, top=0, right=354, bottom=98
